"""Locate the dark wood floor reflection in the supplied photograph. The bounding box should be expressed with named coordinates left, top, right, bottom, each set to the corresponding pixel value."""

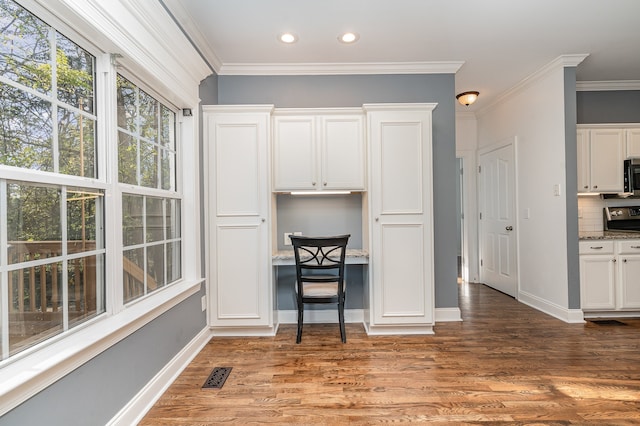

left=141, top=283, right=640, bottom=424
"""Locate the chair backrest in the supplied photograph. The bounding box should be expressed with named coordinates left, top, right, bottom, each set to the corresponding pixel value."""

left=290, top=235, right=350, bottom=297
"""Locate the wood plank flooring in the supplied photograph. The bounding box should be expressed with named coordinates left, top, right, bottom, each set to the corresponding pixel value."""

left=141, top=283, right=640, bottom=424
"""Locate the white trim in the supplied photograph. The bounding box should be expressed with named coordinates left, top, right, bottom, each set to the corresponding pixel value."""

left=277, top=309, right=364, bottom=324
left=477, top=54, right=589, bottom=118
left=0, top=279, right=202, bottom=417
left=576, top=80, right=640, bottom=91
left=518, top=290, right=585, bottom=324
left=210, top=325, right=279, bottom=337
left=217, top=61, right=464, bottom=76
left=435, top=307, right=463, bottom=322
left=364, top=323, right=434, bottom=336
left=107, top=326, right=212, bottom=426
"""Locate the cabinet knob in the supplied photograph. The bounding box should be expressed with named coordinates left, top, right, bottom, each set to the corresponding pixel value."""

left=375, top=217, right=379, bottom=222
left=593, top=185, right=598, bottom=189
left=261, top=218, right=266, bottom=223
left=613, top=258, right=617, bottom=263
left=312, top=182, right=316, bottom=186
left=505, top=226, right=513, bottom=231
left=631, top=246, right=640, bottom=249
left=323, top=182, right=327, bottom=186
left=584, top=186, right=588, bottom=189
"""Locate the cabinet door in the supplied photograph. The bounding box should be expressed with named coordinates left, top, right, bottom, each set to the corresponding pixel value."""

left=576, top=129, right=590, bottom=192
left=320, top=115, right=365, bottom=190
left=619, top=255, right=640, bottom=309
left=205, top=108, right=274, bottom=331
left=626, top=129, right=640, bottom=159
left=367, top=105, right=435, bottom=328
left=273, top=116, right=316, bottom=190
left=580, top=255, right=616, bottom=310
left=590, top=129, right=624, bottom=192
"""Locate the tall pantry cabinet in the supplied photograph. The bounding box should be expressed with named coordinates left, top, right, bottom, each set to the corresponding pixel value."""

left=203, top=105, right=277, bottom=336
left=364, top=104, right=436, bottom=335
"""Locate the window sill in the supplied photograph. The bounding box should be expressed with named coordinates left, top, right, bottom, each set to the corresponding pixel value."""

left=0, top=278, right=203, bottom=416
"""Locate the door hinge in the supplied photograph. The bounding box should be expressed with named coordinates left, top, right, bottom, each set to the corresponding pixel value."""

left=480, top=259, right=483, bottom=266
left=460, top=167, right=464, bottom=176
left=478, top=165, right=482, bottom=173
left=479, top=212, right=482, bottom=220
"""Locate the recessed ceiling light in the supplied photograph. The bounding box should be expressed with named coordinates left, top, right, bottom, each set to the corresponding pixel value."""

left=279, top=32, right=298, bottom=44
left=338, top=32, right=359, bottom=44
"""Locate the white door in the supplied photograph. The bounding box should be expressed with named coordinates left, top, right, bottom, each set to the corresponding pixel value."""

left=479, top=143, right=518, bottom=297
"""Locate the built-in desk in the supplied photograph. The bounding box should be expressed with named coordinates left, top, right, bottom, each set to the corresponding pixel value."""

left=272, top=249, right=369, bottom=266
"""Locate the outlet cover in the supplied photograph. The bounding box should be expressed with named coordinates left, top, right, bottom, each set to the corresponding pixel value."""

left=284, top=232, right=292, bottom=246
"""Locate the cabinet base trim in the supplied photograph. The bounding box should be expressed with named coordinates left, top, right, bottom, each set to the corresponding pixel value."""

left=278, top=309, right=364, bottom=324
left=364, top=323, right=434, bottom=336
left=584, top=310, right=640, bottom=319
left=519, top=291, right=585, bottom=323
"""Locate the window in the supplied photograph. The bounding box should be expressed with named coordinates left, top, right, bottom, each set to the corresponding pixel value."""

left=0, top=0, right=104, bottom=360
left=116, top=75, right=182, bottom=304
left=0, top=0, right=183, bottom=361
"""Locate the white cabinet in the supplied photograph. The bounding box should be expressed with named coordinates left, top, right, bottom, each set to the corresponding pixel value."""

left=626, top=128, right=640, bottom=158
left=364, top=103, right=436, bottom=335
left=272, top=110, right=365, bottom=191
left=579, top=240, right=640, bottom=312
left=577, top=127, right=624, bottom=193
left=579, top=241, right=615, bottom=310
left=617, top=241, right=640, bottom=309
left=203, top=105, right=277, bottom=335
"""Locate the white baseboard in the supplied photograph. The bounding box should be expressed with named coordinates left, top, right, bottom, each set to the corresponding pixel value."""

left=435, top=307, right=462, bottom=322
left=278, top=309, right=364, bottom=324
left=107, top=326, right=212, bottom=426
left=518, top=291, right=585, bottom=324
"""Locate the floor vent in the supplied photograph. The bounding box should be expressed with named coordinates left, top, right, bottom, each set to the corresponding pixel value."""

left=202, top=367, right=232, bottom=389
left=590, top=319, right=627, bottom=326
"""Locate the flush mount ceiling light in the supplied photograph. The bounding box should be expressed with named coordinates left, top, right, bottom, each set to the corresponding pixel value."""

left=278, top=32, right=298, bottom=44
left=338, top=32, right=359, bottom=44
left=456, top=91, right=479, bottom=106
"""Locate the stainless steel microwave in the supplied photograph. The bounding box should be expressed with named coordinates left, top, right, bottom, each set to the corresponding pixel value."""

left=624, top=159, right=640, bottom=195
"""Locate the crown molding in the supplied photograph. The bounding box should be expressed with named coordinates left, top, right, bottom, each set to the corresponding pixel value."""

left=576, top=80, right=640, bottom=91
left=217, top=61, right=464, bottom=76
left=476, top=54, right=588, bottom=118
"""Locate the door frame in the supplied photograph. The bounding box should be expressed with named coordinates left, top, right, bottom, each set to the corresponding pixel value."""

left=478, top=137, right=520, bottom=298
left=456, top=150, right=479, bottom=284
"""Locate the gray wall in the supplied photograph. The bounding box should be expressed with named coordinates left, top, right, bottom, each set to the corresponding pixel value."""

left=215, top=73, right=459, bottom=309
left=564, top=68, right=581, bottom=310
left=577, top=90, right=640, bottom=123
left=0, top=287, right=207, bottom=426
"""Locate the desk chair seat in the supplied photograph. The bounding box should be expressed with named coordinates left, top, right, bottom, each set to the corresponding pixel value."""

left=290, top=235, right=350, bottom=343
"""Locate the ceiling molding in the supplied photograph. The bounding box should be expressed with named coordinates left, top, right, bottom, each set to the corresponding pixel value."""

left=217, top=61, right=464, bottom=76
left=576, top=80, right=640, bottom=91
left=476, top=54, right=589, bottom=118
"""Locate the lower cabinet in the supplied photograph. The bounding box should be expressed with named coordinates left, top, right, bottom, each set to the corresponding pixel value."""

left=580, top=240, right=640, bottom=312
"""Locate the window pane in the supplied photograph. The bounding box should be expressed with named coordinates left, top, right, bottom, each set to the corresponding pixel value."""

left=139, top=89, right=158, bottom=143
left=122, top=194, right=144, bottom=247
left=160, top=149, right=174, bottom=191
left=147, top=243, right=165, bottom=290
left=118, top=131, right=137, bottom=185
left=8, top=262, right=64, bottom=357
left=0, top=83, right=53, bottom=171
left=7, top=183, right=61, bottom=264
left=140, top=140, right=158, bottom=188
left=160, top=105, right=174, bottom=149
left=67, top=188, right=104, bottom=254
left=167, top=241, right=181, bottom=284
left=146, top=197, right=163, bottom=243
left=68, top=254, right=104, bottom=326
left=58, top=106, right=96, bottom=178
left=116, top=74, right=136, bottom=132
left=0, top=0, right=51, bottom=95
left=55, top=32, right=94, bottom=113
left=166, top=199, right=180, bottom=240
left=123, top=248, right=144, bottom=304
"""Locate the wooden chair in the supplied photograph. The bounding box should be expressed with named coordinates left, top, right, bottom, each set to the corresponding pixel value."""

left=290, top=234, right=350, bottom=343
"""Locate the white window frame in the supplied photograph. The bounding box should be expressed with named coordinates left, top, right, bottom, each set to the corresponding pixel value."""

left=0, top=0, right=203, bottom=416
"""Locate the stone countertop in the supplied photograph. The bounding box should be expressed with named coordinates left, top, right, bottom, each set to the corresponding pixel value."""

left=272, top=249, right=369, bottom=265
left=579, top=231, right=640, bottom=240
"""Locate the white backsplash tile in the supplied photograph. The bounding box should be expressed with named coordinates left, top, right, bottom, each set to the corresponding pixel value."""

left=578, top=195, right=640, bottom=232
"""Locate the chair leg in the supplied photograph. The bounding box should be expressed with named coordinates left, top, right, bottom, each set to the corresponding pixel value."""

left=338, top=300, right=346, bottom=343
left=296, top=304, right=303, bottom=344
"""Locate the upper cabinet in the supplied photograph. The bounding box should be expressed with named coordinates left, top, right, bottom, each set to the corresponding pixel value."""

left=272, top=109, right=365, bottom=192
left=626, top=128, right=640, bottom=158
left=577, top=126, right=625, bottom=193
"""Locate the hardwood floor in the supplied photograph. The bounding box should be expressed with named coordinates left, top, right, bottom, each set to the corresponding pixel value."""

left=141, top=283, right=640, bottom=424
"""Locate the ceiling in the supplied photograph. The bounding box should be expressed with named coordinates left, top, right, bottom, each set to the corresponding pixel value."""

left=162, top=0, right=640, bottom=111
